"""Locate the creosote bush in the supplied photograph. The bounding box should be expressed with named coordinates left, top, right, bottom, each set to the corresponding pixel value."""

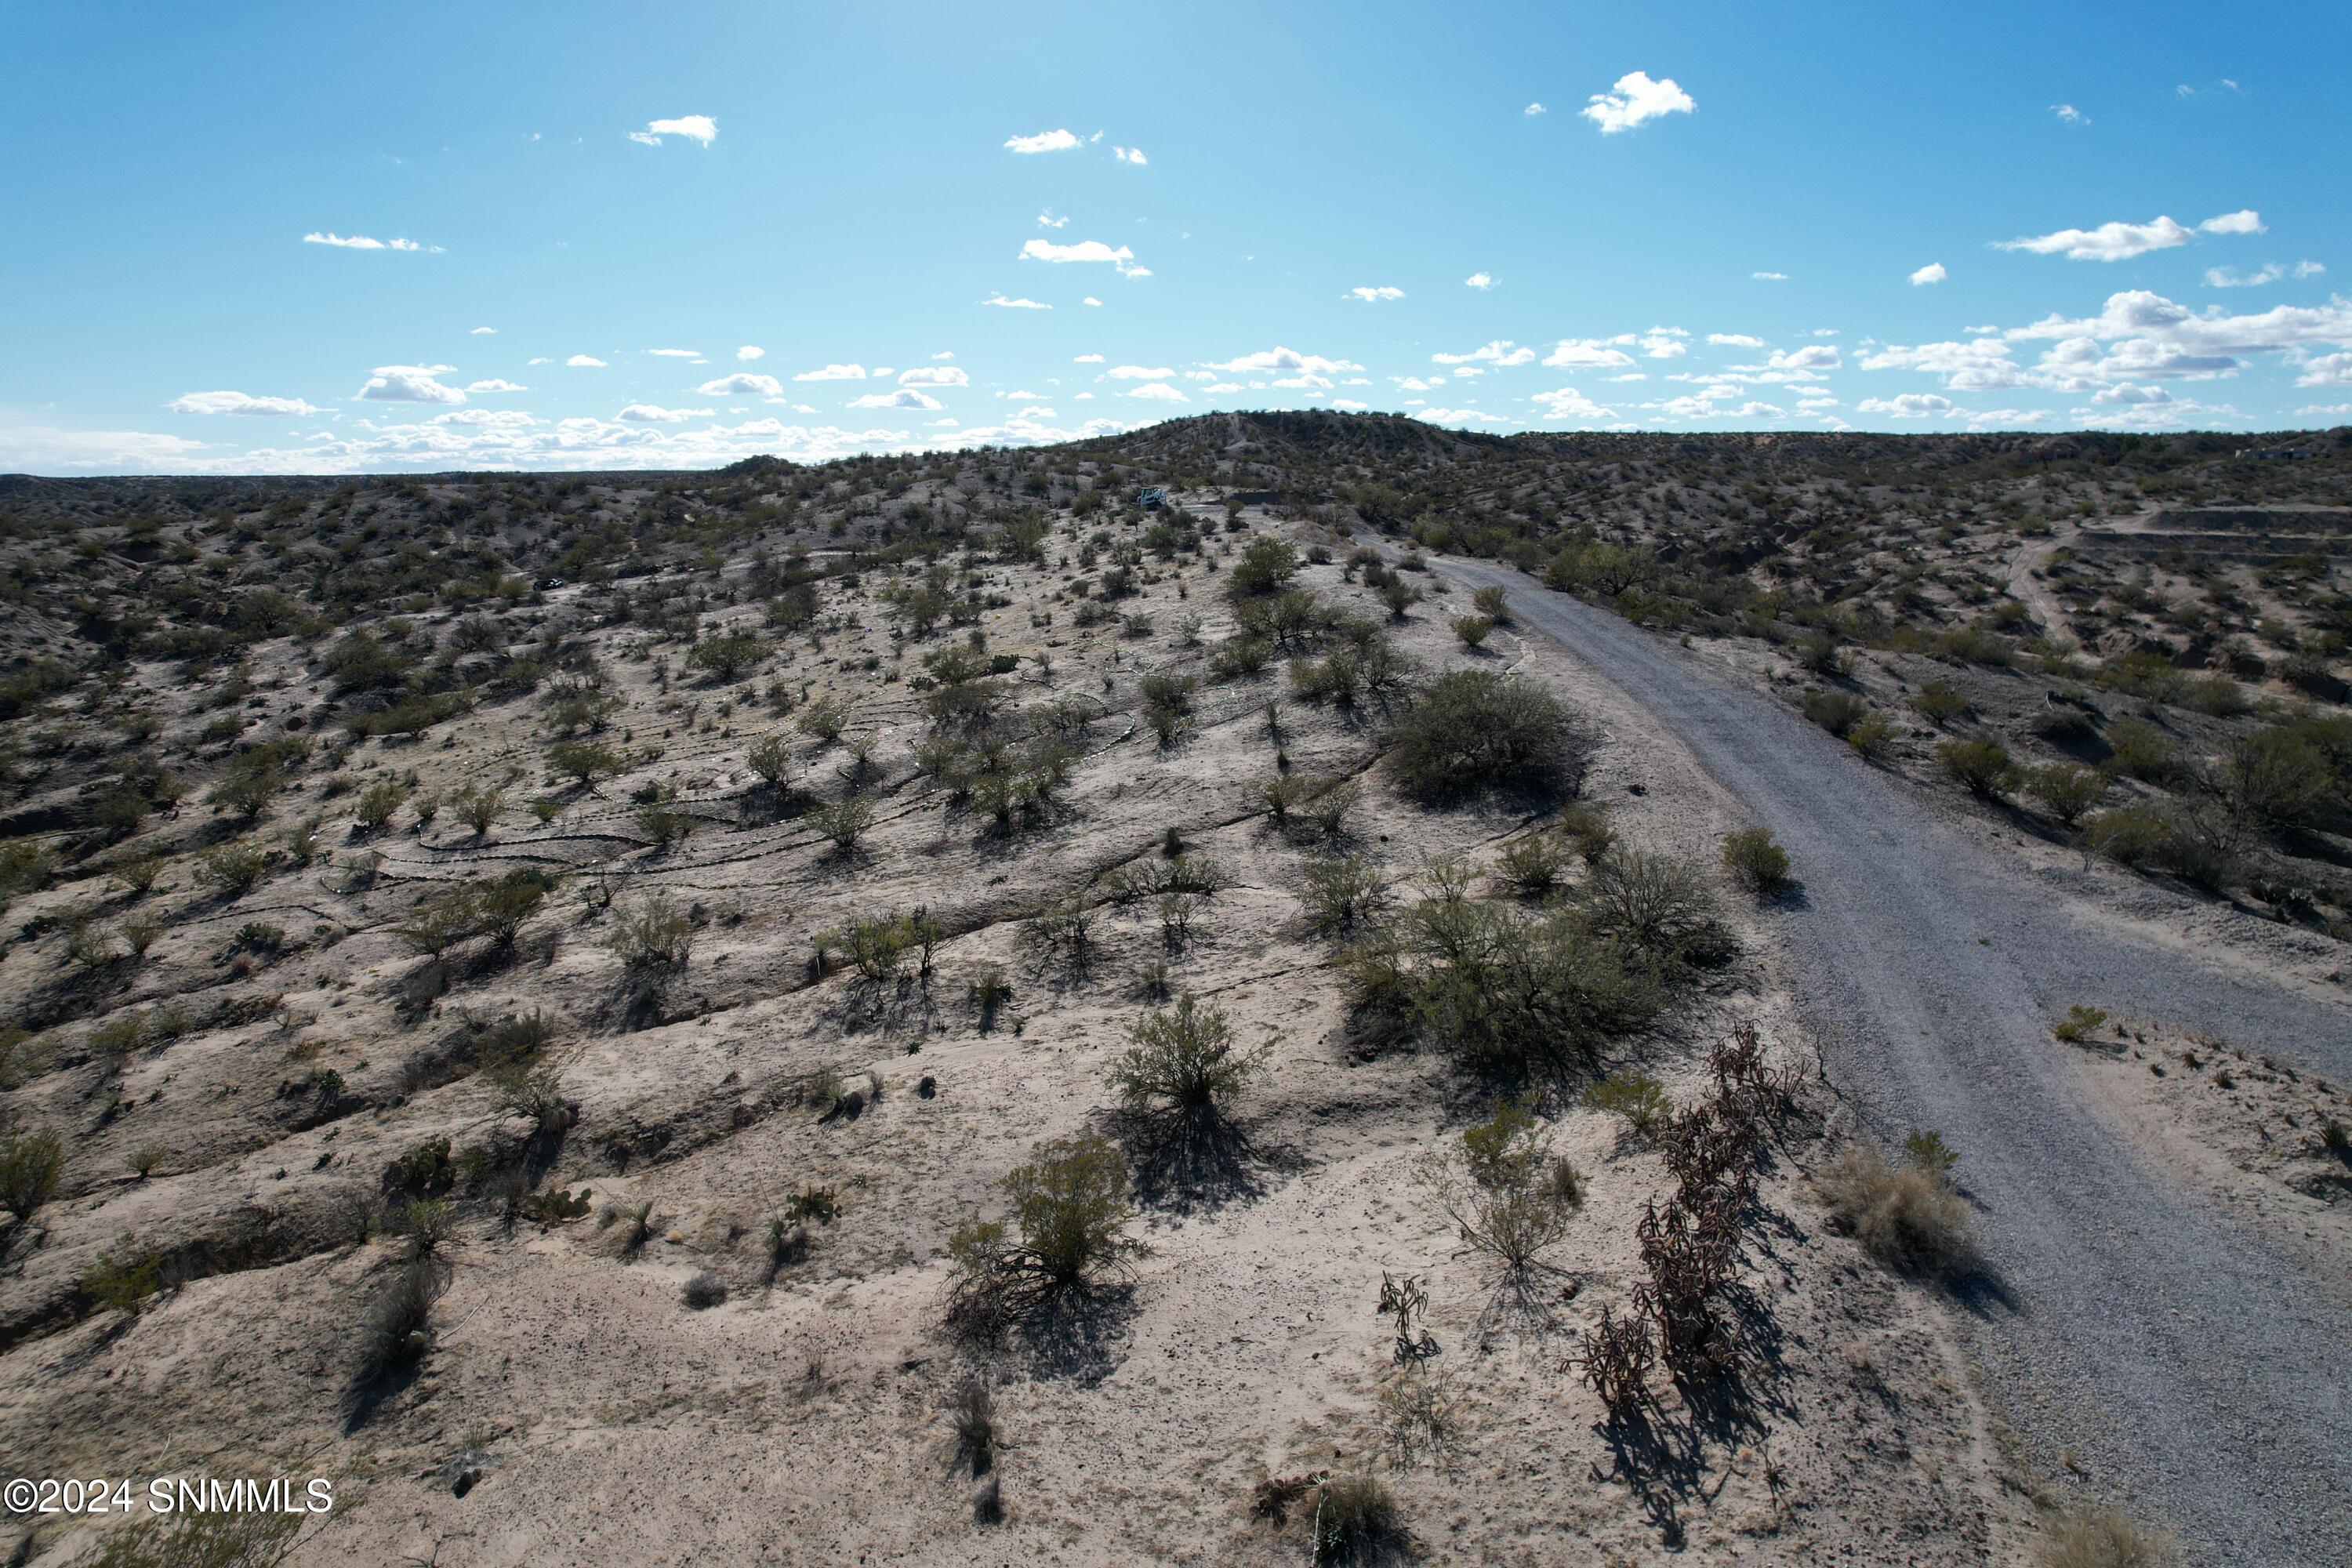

left=1582, top=1068, right=1675, bottom=1137
left=1387, top=670, right=1591, bottom=802
left=1719, top=826, right=1791, bottom=897
left=1110, top=993, right=1267, bottom=1114
left=1938, top=736, right=2014, bottom=800
left=0, top=1124, right=65, bottom=1222
left=947, top=1134, right=1134, bottom=1329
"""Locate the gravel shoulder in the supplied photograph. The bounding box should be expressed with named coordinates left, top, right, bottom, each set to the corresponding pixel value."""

left=1436, top=554, right=2352, bottom=1566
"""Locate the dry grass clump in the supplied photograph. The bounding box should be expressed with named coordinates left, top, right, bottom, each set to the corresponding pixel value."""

left=2036, top=1506, right=2176, bottom=1568
left=1814, top=1142, right=1976, bottom=1278
left=0, top=1123, right=64, bottom=1222
left=71, top=1508, right=300, bottom=1568
left=1309, top=1472, right=1404, bottom=1565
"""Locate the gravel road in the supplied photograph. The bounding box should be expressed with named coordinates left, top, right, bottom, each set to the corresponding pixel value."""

left=1438, top=555, right=2352, bottom=1566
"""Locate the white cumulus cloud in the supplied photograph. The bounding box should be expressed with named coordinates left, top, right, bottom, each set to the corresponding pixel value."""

left=358, top=365, right=465, bottom=404
left=1433, top=340, right=1535, bottom=366
left=1124, top=383, right=1189, bottom=402
left=566, top=354, right=607, bottom=368
left=1544, top=340, right=1638, bottom=369
left=1858, top=394, right=1956, bottom=418
left=303, top=231, right=441, bottom=252
left=1113, top=145, right=1147, bottom=164
left=1203, top=347, right=1364, bottom=375
left=626, top=115, right=717, bottom=147
left=736, top=345, right=764, bottom=361
left=1998, top=210, right=2262, bottom=263
left=1581, top=71, right=1694, bottom=134
left=1911, top=262, right=1947, bottom=285
left=848, top=389, right=944, bottom=410
left=1347, top=285, right=1406, bottom=303
left=1108, top=365, right=1176, bottom=379
left=1004, top=129, right=1080, bottom=154
left=617, top=404, right=712, bottom=423
left=1465, top=272, right=1497, bottom=290
left=169, top=390, right=322, bottom=417
left=898, top=365, right=969, bottom=387
left=984, top=294, right=1053, bottom=309
left=792, top=364, right=866, bottom=381
left=465, top=379, right=527, bottom=394
left=698, top=372, right=783, bottom=397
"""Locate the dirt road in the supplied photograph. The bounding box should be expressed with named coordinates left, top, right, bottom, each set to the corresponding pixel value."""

left=1437, top=555, right=2352, bottom=1566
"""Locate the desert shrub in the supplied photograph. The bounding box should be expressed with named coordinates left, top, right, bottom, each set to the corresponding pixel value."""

left=2159, top=800, right=2244, bottom=891
left=940, top=1374, right=1001, bottom=1481
left=1813, top=1145, right=1974, bottom=1278
left=1719, top=827, right=1790, bottom=896
left=2025, top=762, right=2107, bottom=827
left=1408, top=904, right=1661, bottom=1073
left=358, top=1254, right=449, bottom=1385
left=1494, top=829, right=1569, bottom=895
left=1802, top=689, right=1869, bottom=738
left=1846, top=712, right=1898, bottom=760
left=689, top=627, right=769, bottom=683
left=2178, top=673, right=2246, bottom=717
left=1302, top=778, right=1359, bottom=837
left=452, top=786, right=503, bottom=837
left=796, top=695, right=850, bottom=744
left=397, top=885, right=479, bottom=958
left=549, top=739, right=625, bottom=789
left=1911, top=679, right=1970, bottom=724
left=745, top=733, right=793, bottom=789
left=813, top=794, right=873, bottom=851
left=1260, top=770, right=1309, bottom=822
left=1110, top=993, right=1265, bottom=1113
left=2103, top=717, right=2178, bottom=784
left=1024, top=890, right=1095, bottom=953
left=352, top=776, right=407, bottom=829
left=1388, top=670, right=1590, bottom=801
left=1309, top=1473, right=1403, bottom=1566
left=1557, top=803, right=1614, bottom=864
left=1903, top=1129, right=1961, bottom=1175
left=605, top=898, right=688, bottom=978
left=1450, top=614, right=1496, bottom=648
left=1472, top=584, right=1510, bottom=620
left=1938, top=736, right=2013, bottom=799
left=833, top=911, right=913, bottom=983
left=2223, top=728, right=2334, bottom=829
left=2053, top=1002, right=2110, bottom=1042
left=2084, top=804, right=2168, bottom=866
left=89, top=1013, right=148, bottom=1069
left=681, top=1272, right=728, bottom=1308
left=1579, top=850, right=1724, bottom=966
left=1301, top=853, right=1389, bottom=934
left=1208, top=633, right=1272, bottom=679
left=81, top=1232, right=164, bottom=1315
left=474, top=868, right=555, bottom=948
left=1378, top=578, right=1422, bottom=618
left=0, top=1125, right=65, bottom=1221
left=947, top=1134, right=1134, bottom=1325
left=1139, top=671, right=1196, bottom=744
left=635, top=800, right=699, bottom=846
left=394, top=1196, right=456, bottom=1258
left=193, top=843, right=272, bottom=897
left=2036, top=1507, right=2176, bottom=1568
left=1583, top=1069, right=1674, bottom=1137
left=1228, top=535, right=1299, bottom=598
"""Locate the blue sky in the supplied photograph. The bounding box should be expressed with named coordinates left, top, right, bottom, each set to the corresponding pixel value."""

left=4, top=2, right=2348, bottom=474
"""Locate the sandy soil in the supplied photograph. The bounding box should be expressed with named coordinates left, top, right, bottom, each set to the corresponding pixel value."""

left=1, top=516, right=2040, bottom=1566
